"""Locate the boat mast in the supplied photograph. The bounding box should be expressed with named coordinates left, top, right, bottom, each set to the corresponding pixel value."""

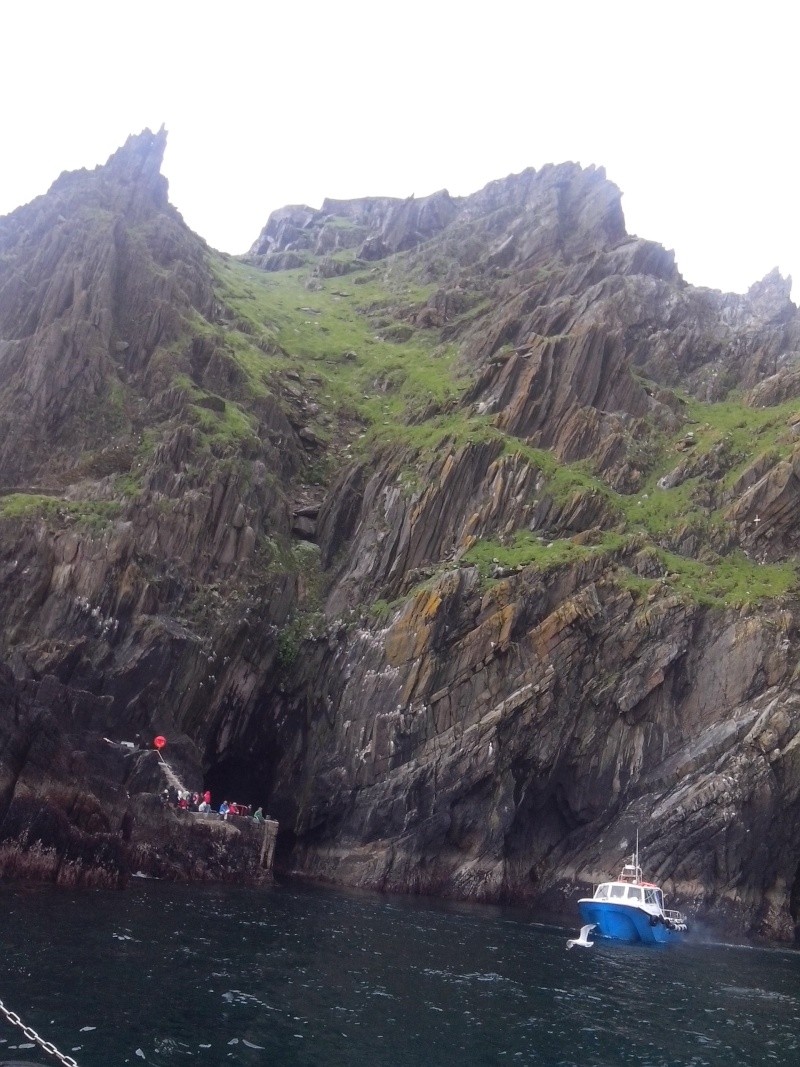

left=635, top=828, right=639, bottom=880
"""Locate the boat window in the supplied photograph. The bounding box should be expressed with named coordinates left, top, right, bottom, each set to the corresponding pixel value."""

left=594, top=885, right=609, bottom=899
left=644, top=888, right=658, bottom=905
left=627, top=886, right=643, bottom=902
left=655, top=890, right=664, bottom=909
left=609, top=884, right=626, bottom=899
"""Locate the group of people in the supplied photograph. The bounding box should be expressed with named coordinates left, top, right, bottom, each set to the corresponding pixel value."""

left=161, top=787, right=267, bottom=823
left=219, top=799, right=265, bottom=821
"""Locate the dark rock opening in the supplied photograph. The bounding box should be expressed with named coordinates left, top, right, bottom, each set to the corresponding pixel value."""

left=204, top=755, right=271, bottom=814
left=503, top=778, right=586, bottom=894
left=274, top=824, right=297, bottom=870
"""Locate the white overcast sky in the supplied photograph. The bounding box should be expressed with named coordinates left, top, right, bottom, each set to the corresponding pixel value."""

left=1, top=1, right=796, bottom=298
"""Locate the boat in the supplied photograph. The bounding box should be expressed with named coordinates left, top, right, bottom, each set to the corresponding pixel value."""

left=577, top=841, right=688, bottom=945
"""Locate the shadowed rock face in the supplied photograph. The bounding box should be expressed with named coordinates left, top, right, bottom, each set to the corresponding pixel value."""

left=0, top=662, right=273, bottom=886
left=1, top=133, right=800, bottom=941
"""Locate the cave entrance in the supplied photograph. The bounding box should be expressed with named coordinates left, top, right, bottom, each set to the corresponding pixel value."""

left=203, top=756, right=271, bottom=814
left=204, top=753, right=297, bottom=871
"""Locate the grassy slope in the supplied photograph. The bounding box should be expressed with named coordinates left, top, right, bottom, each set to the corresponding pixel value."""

left=208, top=251, right=798, bottom=613
left=212, top=257, right=461, bottom=435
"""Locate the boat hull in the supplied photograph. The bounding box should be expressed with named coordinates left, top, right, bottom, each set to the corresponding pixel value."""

left=578, top=901, right=680, bottom=944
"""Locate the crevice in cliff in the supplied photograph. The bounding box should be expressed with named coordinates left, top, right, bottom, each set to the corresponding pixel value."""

left=790, top=859, right=800, bottom=943
left=0, top=714, right=41, bottom=830
left=273, top=825, right=297, bottom=871
left=503, top=775, right=585, bottom=888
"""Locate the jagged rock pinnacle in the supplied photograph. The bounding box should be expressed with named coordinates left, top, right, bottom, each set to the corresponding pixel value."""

left=99, top=125, right=170, bottom=216
left=43, top=126, right=170, bottom=220
left=746, top=267, right=795, bottom=322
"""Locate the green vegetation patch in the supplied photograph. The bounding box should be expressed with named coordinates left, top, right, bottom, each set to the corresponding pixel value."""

left=189, top=399, right=258, bottom=452
left=463, top=530, right=627, bottom=578
left=642, top=393, right=799, bottom=494
left=169, top=372, right=260, bottom=453
left=655, top=549, right=797, bottom=609
left=0, top=493, right=62, bottom=520
left=546, top=458, right=618, bottom=508
left=211, top=257, right=462, bottom=438
left=462, top=525, right=796, bottom=611
left=373, top=412, right=499, bottom=456
left=620, top=478, right=712, bottom=537
left=0, top=494, right=121, bottom=533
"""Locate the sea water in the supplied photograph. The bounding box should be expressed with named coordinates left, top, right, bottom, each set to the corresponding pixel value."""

left=0, top=879, right=797, bottom=1066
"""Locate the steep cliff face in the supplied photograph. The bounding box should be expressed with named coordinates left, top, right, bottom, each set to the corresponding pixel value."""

left=248, top=188, right=459, bottom=268
left=269, top=561, right=799, bottom=940
left=1, top=135, right=799, bottom=941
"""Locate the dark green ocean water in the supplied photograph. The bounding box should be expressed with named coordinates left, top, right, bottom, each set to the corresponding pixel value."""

left=0, top=879, right=797, bottom=1066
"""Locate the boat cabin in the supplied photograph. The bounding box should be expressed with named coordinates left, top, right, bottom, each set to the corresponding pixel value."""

left=592, top=881, right=665, bottom=910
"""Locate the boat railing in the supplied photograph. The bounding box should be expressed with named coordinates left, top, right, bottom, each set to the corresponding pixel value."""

left=662, top=907, right=688, bottom=931
left=662, top=908, right=684, bottom=920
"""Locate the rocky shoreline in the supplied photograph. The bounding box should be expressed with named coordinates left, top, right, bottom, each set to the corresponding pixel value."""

left=0, top=663, right=276, bottom=888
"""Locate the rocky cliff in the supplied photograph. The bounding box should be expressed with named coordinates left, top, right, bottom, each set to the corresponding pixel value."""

left=1, top=132, right=799, bottom=941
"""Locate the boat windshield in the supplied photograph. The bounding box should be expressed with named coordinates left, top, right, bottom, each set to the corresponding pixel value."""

left=609, top=884, right=626, bottom=899
left=594, top=884, right=610, bottom=899
left=643, top=887, right=660, bottom=906
left=626, top=886, right=643, bottom=902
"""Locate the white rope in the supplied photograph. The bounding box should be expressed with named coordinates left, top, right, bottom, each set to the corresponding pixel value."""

left=157, top=751, right=189, bottom=795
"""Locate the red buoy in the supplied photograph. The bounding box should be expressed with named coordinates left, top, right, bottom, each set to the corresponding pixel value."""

left=153, top=735, right=167, bottom=750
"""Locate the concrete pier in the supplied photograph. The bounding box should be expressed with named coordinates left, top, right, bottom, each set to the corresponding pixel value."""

left=127, top=796, right=279, bottom=884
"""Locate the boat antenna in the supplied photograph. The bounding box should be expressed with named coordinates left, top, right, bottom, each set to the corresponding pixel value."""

left=635, top=828, right=639, bottom=877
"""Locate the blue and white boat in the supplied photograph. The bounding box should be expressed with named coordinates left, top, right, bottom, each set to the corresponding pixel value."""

left=577, top=848, right=688, bottom=945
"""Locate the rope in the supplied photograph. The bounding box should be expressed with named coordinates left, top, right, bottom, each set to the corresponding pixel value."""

left=156, top=751, right=189, bottom=795
left=0, top=996, right=79, bottom=1066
